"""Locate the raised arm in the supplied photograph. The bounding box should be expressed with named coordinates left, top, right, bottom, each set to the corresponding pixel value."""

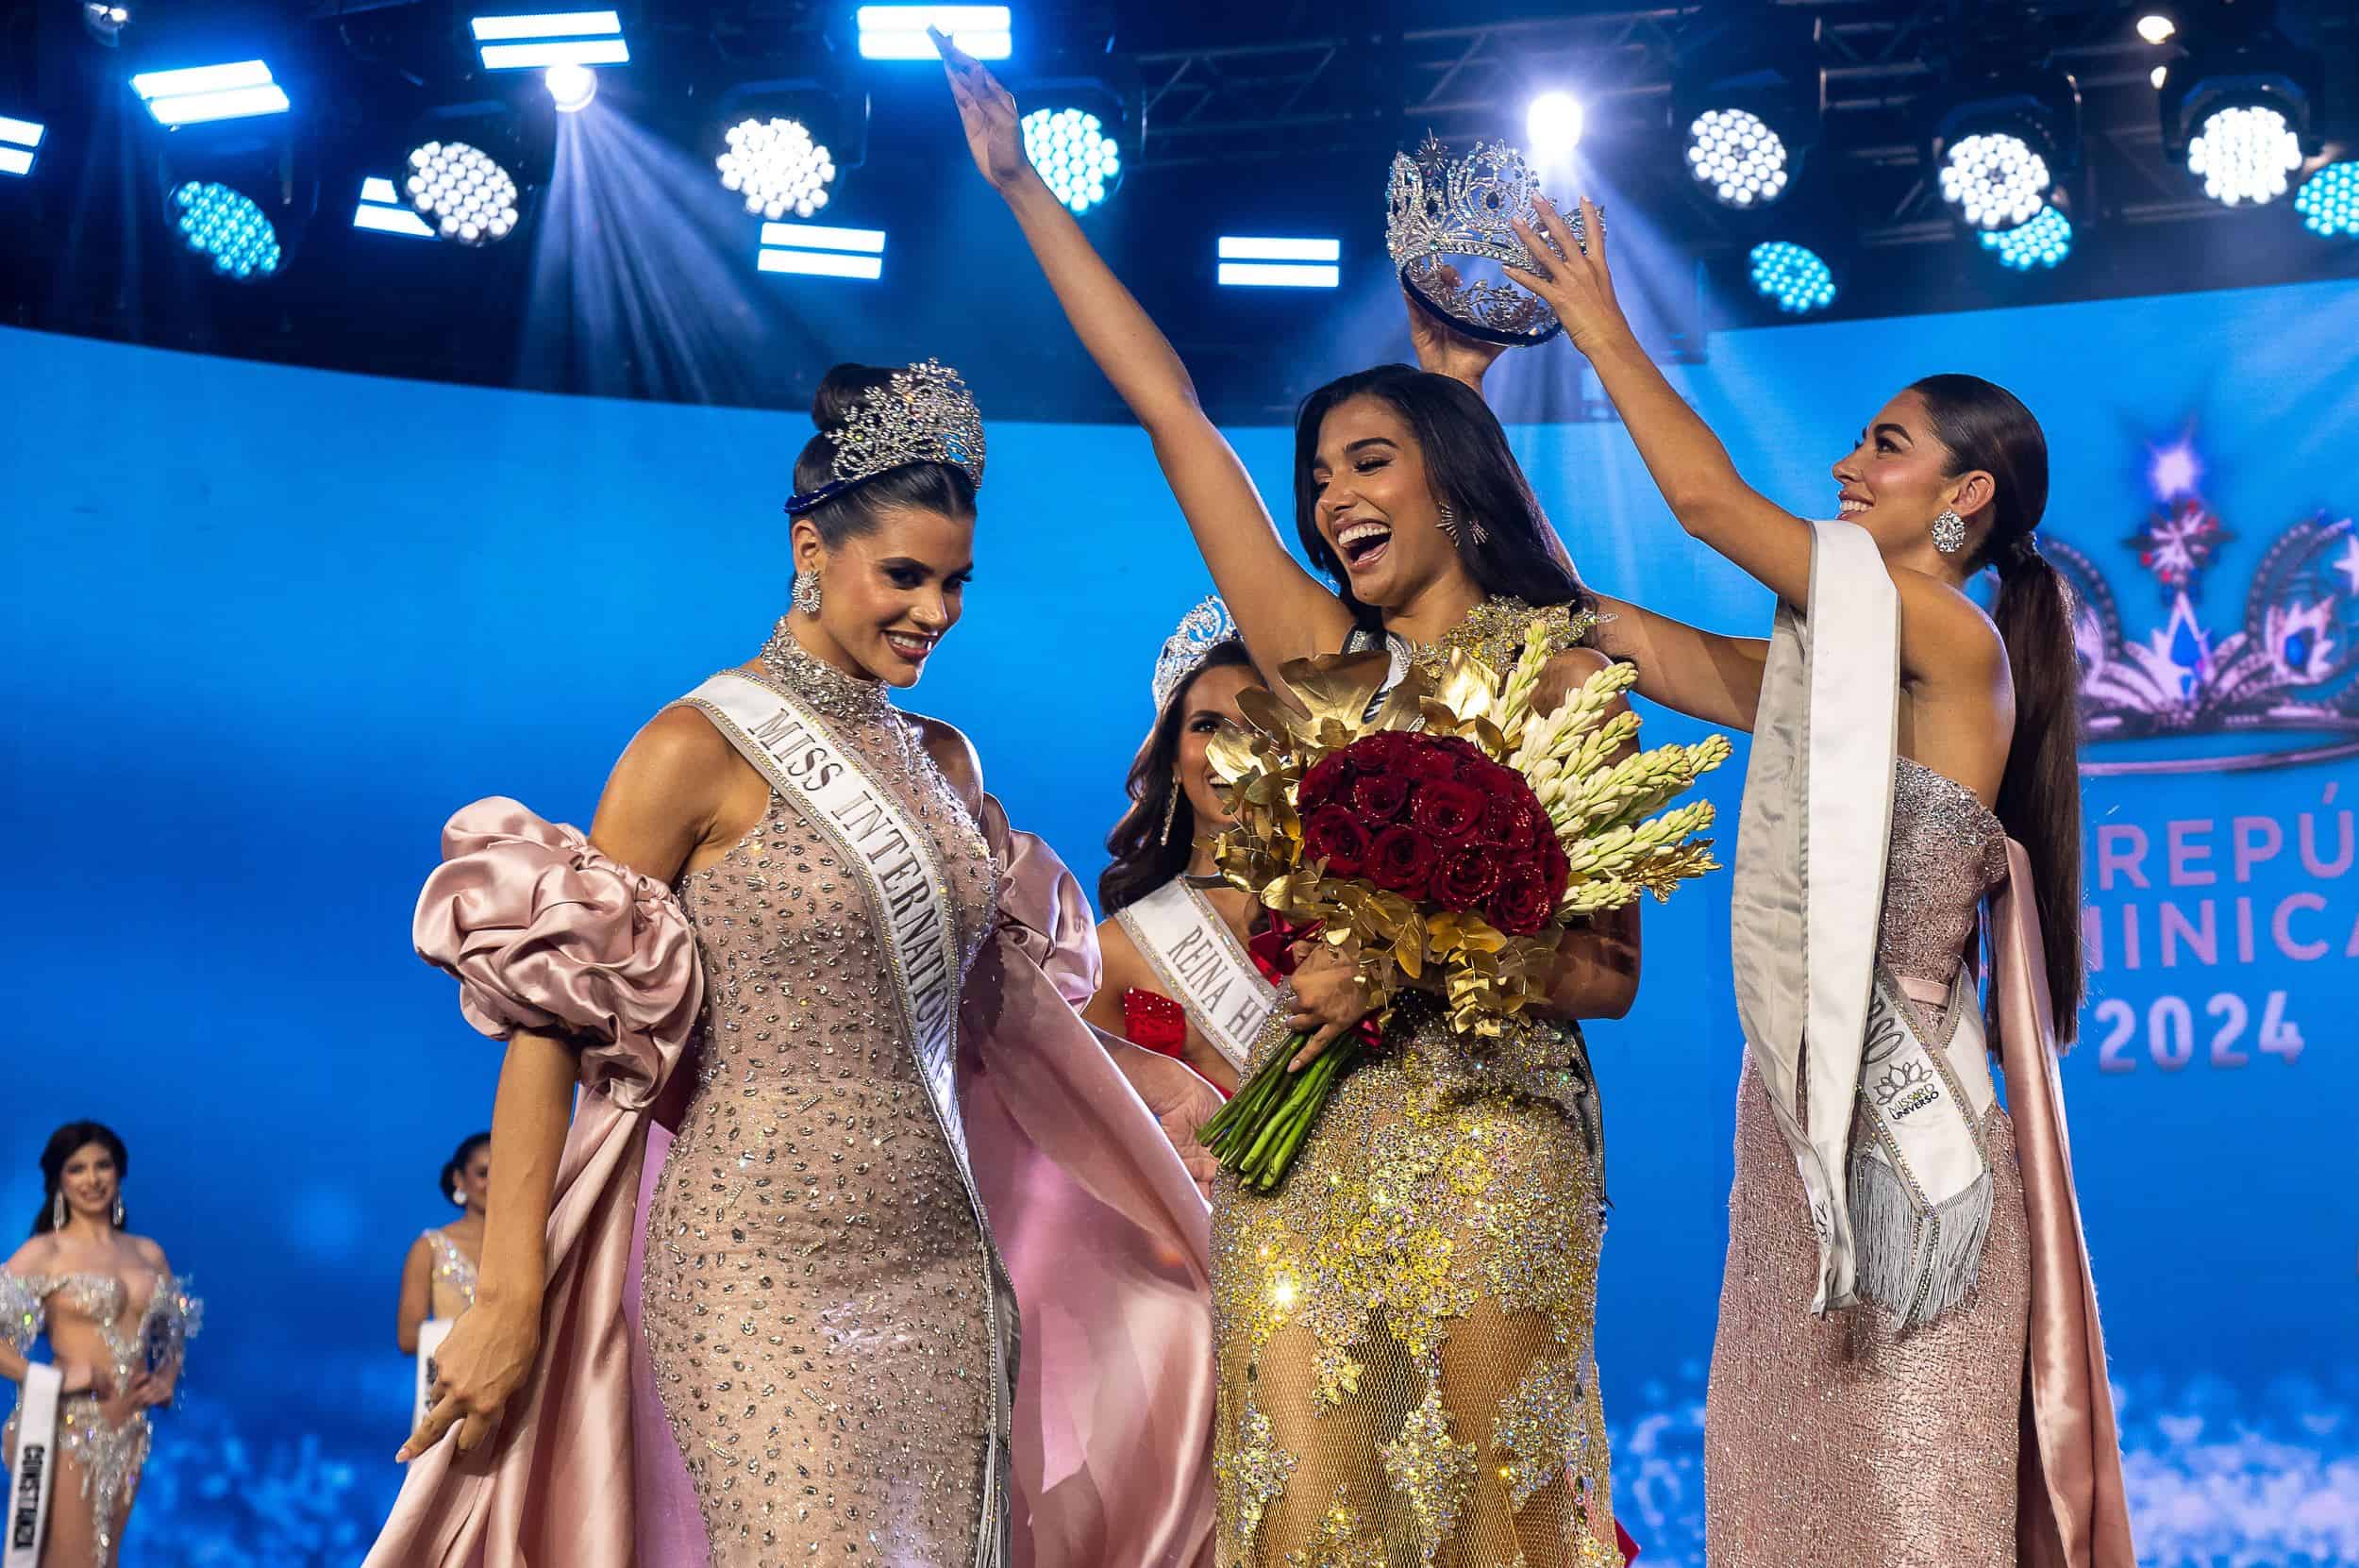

left=399, top=709, right=727, bottom=1461
left=1403, top=286, right=1769, bottom=729
left=933, top=32, right=1351, bottom=671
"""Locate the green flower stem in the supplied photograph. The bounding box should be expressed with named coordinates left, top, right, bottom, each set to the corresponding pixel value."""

left=1198, top=1031, right=1366, bottom=1191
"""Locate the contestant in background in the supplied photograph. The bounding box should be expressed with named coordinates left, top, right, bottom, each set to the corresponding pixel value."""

left=1082, top=600, right=1272, bottom=1097
left=1485, top=195, right=2133, bottom=1566
left=368, top=362, right=1220, bottom=1568
left=943, top=38, right=1642, bottom=1567
left=2, top=1121, right=202, bottom=1568
left=395, top=1132, right=487, bottom=1427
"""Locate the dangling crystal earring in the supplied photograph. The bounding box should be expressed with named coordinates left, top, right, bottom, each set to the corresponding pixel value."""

left=1158, top=786, right=1180, bottom=846
left=52, top=1191, right=65, bottom=1229
left=1436, top=505, right=1462, bottom=546
left=1931, top=509, right=1966, bottom=555
left=450, top=1187, right=468, bottom=1208
left=792, top=570, right=822, bottom=615
left=112, top=1194, right=125, bottom=1226
left=1469, top=516, right=1491, bottom=544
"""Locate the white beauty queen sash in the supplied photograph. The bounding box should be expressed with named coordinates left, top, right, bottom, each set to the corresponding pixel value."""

left=1731, top=521, right=1998, bottom=1326
left=410, top=1319, right=453, bottom=1440
left=5, top=1362, right=60, bottom=1568
left=1114, top=879, right=1277, bottom=1072
left=677, top=671, right=1014, bottom=1568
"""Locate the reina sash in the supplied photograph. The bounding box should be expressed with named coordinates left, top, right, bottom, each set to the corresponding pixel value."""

left=677, top=671, right=1015, bottom=1568
left=1114, top=879, right=1277, bottom=1073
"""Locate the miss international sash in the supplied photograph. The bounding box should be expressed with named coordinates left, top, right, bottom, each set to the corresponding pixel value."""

left=676, top=671, right=1016, bottom=1568
left=4, top=1361, right=60, bottom=1568
left=1114, top=879, right=1277, bottom=1073
left=1730, top=521, right=1998, bottom=1327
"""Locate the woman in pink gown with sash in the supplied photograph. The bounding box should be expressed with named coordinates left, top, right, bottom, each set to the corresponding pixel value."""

left=364, top=361, right=1222, bottom=1568
left=1485, top=196, right=2136, bottom=1567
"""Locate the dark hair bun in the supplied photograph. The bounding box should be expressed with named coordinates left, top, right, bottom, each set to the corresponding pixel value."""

left=811, top=362, right=894, bottom=430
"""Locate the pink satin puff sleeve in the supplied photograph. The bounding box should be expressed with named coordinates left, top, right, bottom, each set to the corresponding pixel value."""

left=413, top=797, right=705, bottom=1109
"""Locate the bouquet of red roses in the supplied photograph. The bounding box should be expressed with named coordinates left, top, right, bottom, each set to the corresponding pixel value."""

left=1196, top=623, right=1729, bottom=1189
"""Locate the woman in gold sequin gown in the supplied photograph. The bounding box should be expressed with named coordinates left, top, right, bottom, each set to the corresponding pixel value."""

left=368, top=363, right=1224, bottom=1568
left=1494, top=197, right=2133, bottom=1565
left=942, top=40, right=1642, bottom=1565
left=2, top=1122, right=200, bottom=1568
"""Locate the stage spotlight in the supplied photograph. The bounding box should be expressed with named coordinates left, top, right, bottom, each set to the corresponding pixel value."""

left=131, top=59, right=290, bottom=126
left=0, top=116, right=42, bottom=178
left=2160, top=13, right=2321, bottom=209
left=2185, top=102, right=2301, bottom=206
left=2295, top=162, right=2359, bottom=239
left=1979, top=203, right=2071, bottom=270
left=1525, top=92, right=1584, bottom=159
left=1937, top=132, right=2050, bottom=231
left=758, top=222, right=885, bottom=280
left=405, top=141, right=520, bottom=245
left=1747, top=240, right=1833, bottom=315
left=354, top=176, right=435, bottom=239
left=1685, top=108, right=1787, bottom=209
left=2151, top=66, right=2168, bottom=91
left=83, top=2, right=129, bottom=46
left=545, top=62, right=597, bottom=112
left=1216, top=237, right=1339, bottom=289
left=472, top=11, right=627, bottom=71
left=858, top=6, right=1010, bottom=61
left=2137, top=14, right=2176, bottom=46
left=168, top=179, right=280, bottom=281
left=719, top=117, right=835, bottom=220
left=1021, top=108, right=1118, bottom=213
left=1670, top=17, right=1821, bottom=215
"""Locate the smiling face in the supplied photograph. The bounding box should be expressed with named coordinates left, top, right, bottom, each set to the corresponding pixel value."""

left=1306, top=395, right=1464, bottom=611
left=58, top=1142, right=119, bottom=1223
left=793, top=503, right=977, bottom=687
left=1831, top=389, right=1997, bottom=569
left=1172, top=660, right=1256, bottom=837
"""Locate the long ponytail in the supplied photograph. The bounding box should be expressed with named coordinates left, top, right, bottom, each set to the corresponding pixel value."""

left=1910, top=374, right=2083, bottom=1043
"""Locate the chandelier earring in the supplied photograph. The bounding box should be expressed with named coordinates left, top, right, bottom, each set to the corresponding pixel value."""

left=793, top=568, right=823, bottom=616
left=1436, top=504, right=1462, bottom=546
left=1158, top=784, right=1181, bottom=846
left=112, top=1193, right=125, bottom=1226
left=1931, top=509, right=1966, bottom=556
left=52, top=1191, right=65, bottom=1229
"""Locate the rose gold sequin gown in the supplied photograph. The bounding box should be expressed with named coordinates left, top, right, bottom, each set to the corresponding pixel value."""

left=1705, top=759, right=2031, bottom=1567
left=638, top=648, right=1005, bottom=1566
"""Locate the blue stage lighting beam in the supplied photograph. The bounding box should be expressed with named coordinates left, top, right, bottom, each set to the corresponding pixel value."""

left=758, top=222, right=886, bottom=280
left=858, top=6, right=1011, bottom=61
left=1216, top=236, right=1340, bottom=288
left=471, top=11, right=627, bottom=71
left=131, top=60, right=289, bottom=125
left=354, top=177, right=435, bottom=238
left=0, top=115, right=42, bottom=177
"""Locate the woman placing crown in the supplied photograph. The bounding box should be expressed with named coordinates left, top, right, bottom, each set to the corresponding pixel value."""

left=942, top=35, right=1642, bottom=1568
left=1082, top=599, right=1272, bottom=1100
left=1435, top=197, right=2132, bottom=1564
left=365, top=361, right=1223, bottom=1568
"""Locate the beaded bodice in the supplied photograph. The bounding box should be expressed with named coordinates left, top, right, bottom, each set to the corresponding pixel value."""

left=1879, top=758, right=2009, bottom=986
left=423, top=1228, right=478, bottom=1312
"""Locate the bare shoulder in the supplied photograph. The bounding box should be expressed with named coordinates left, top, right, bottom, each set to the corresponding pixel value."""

left=909, top=714, right=985, bottom=815
left=129, top=1235, right=170, bottom=1275
left=1095, top=909, right=1149, bottom=985
left=4, top=1235, right=58, bottom=1276
left=1892, top=567, right=2007, bottom=675
left=615, top=703, right=738, bottom=790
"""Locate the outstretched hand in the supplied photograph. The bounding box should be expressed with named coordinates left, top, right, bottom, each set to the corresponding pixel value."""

left=931, top=26, right=1030, bottom=191
left=1501, top=195, right=1632, bottom=359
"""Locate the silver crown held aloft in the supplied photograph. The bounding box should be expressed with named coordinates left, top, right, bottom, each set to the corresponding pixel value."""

left=1386, top=135, right=1591, bottom=347
left=1150, top=595, right=1238, bottom=711
left=787, top=358, right=987, bottom=515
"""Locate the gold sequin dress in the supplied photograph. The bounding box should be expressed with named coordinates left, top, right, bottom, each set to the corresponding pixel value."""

left=1210, top=599, right=1623, bottom=1568
left=1705, top=759, right=2032, bottom=1566
left=638, top=642, right=1006, bottom=1566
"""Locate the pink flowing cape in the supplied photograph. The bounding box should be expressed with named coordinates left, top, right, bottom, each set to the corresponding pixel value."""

left=1992, top=841, right=2136, bottom=1568
left=366, top=796, right=1216, bottom=1568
